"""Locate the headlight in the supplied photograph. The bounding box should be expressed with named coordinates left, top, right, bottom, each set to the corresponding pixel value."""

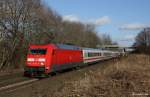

left=41, top=63, right=44, bottom=66
left=27, top=58, right=34, bottom=61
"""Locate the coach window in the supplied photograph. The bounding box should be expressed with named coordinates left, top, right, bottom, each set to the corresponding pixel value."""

left=88, top=53, right=100, bottom=57
left=84, top=52, right=88, bottom=58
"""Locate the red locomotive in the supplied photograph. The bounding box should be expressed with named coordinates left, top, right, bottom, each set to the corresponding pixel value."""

left=24, top=44, right=83, bottom=77
left=24, top=44, right=120, bottom=77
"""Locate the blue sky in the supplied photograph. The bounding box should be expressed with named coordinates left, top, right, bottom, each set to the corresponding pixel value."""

left=43, top=0, right=150, bottom=46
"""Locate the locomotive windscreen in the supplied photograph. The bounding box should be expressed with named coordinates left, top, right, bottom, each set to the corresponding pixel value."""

left=29, top=49, right=47, bottom=54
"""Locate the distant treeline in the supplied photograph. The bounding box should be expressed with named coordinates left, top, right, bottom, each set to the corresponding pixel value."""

left=133, top=28, right=150, bottom=55
left=0, top=0, right=113, bottom=69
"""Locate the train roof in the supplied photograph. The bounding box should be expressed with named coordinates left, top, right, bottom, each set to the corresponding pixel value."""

left=82, top=48, right=103, bottom=51
left=29, top=44, right=81, bottom=50
left=56, top=44, right=81, bottom=50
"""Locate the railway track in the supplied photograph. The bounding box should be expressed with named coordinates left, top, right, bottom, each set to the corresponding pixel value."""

left=0, top=78, right=38, bottom=92
left=0, top=71, right=39, bottom=92
left=0, top=77, right=29, bottom=87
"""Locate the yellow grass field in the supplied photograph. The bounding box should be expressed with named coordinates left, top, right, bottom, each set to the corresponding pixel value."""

left=53, top=54, right=150, bottom=97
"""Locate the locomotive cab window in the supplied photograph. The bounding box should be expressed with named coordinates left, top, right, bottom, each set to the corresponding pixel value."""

left=29, top=49, right=47, bottom=55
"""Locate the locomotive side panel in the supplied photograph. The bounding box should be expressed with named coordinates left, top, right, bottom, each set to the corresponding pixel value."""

left=51, top=49, right=83, bottom=72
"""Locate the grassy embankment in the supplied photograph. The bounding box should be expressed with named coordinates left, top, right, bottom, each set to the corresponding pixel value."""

left=52, top=54, right=150, bottom=97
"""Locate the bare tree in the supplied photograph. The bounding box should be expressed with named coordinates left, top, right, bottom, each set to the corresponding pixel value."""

left=0, top=0, right=43, bottom=69
left=0, top=0, right=113, bottom=70
left=135, top=28, right=150, bottom=54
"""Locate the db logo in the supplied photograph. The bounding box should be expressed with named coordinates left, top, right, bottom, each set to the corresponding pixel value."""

left=34, top=59, right=39, bottom=61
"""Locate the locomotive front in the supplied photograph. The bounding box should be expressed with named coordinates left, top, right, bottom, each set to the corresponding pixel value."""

left=24, top=44, right=54, bottom=77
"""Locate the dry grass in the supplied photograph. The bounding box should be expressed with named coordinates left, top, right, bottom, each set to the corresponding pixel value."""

left=51, top=54, right=150, bottom=97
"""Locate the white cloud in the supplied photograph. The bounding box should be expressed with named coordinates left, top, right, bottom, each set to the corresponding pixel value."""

left=116, top=35, right=136, bottom=47
left=62, top=15, right=80, bottom=22
left=120, top=23, right=149, bottom=30
left=118, top=34, right=136, bottom=42
left=124, top=35, right=136, bottom=40
left=93, top=16, right=111, bottom=26
left=62, top=15, right=111, bottom=26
